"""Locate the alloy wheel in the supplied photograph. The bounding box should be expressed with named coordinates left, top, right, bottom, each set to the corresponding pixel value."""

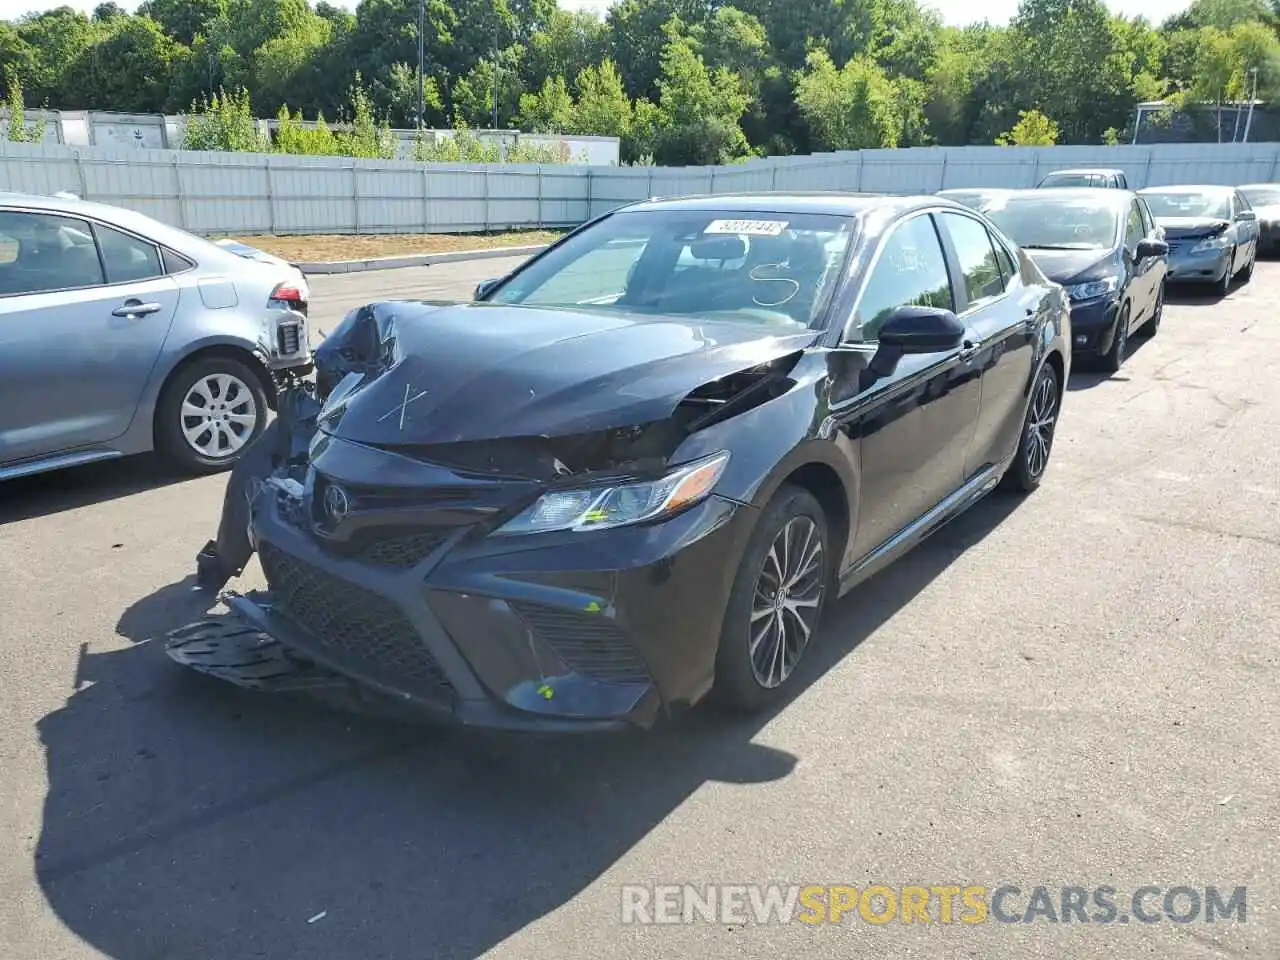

left=749, top=516, right=824, bottom=689
left=1024, top=369, right=1058, bottom=480
left=180, top=372, right=259, bottom=460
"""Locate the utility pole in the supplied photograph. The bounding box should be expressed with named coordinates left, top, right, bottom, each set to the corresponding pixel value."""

left=491, top=20, right=500, bottom=129
left=416, top=0, right=425, bottom=132
left=1243, top=67, right=1259, bottom=143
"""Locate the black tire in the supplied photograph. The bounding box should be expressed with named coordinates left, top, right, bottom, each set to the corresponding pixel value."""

left=1101, top=302, right=1130, bottom=374
left=1000, top=360, right=1060, bottom=494
left=1136, top=284, right=1163, bottom=338
left=1218, top=249, right=1235, bottom=296
left=156, top=355, right=270, bottom=474
left=713, top=485, right=829, bottom=713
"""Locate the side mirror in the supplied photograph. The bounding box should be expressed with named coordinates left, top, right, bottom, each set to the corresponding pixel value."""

left=1136, top=238, right=1168, bottom=260
left=474, top=277, right=502, bottom=300
left=878, top=305, right=965, bottom=353
left=1236, top=210, right=1257, bottom=222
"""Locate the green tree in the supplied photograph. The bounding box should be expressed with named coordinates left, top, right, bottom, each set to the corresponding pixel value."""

left=524, top=8, right=609, bottom=92
left=996, top=108, right=1059, bottom=144
left=182, top=87, right=265, bottom=150
left=3, top=74, right=47, bottom=142
left=794, top=49, right=901, bottom=149
left=136, top=0, right=225, bottom=45
left=62, top=15, right=183, bottom=112
left=517, top=75, right=575, bottom=132
left=651, top=19, right=749, bottom=164
left=572, top=59, right=633, bottom=139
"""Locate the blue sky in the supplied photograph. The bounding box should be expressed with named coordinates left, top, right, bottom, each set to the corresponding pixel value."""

left=0, top=0, right=1190, bottom=27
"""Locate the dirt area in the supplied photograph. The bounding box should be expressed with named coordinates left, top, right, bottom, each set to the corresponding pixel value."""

left=224, top=230, right=564, bottom=263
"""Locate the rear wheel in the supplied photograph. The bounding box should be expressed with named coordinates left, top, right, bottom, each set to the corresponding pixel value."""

left=1001, top=361, right=1060, bottom=494
left=1101, top=303, right=1130, bottom=374
left=156, top=356, right=270, bottom=474
left=713, top=485, right=829, bottom=713
left=1136, top=284, right=1164, bottom=338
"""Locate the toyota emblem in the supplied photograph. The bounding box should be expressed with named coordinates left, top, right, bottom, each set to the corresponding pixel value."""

left=322, top=483, right=351, bottom=524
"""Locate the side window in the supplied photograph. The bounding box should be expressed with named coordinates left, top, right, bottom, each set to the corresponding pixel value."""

left=0, top=210, right=105, bottom=296
left=1137, top=197, right=1155, bottom=235
left=162, top=247, right=195, bottom=274
left=93, top=224, right=164, bottom=283
left=1124, top=203, right=1144, bottom=252
left=938, top=212, right=1007, bottom=309
left=992, top=235, right=1018, bottom=285
left=1116, top=173, right=1129, bottom=189
left=1235, top=191, right=1251, bottom=214
left=851, top=214, right=952, bottom=342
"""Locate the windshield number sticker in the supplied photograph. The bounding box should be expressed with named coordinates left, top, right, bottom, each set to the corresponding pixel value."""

left=704, top=219, right=789, bottom=237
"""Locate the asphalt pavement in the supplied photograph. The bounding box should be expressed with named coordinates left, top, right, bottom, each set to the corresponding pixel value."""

left=1, top=257, right=1277, bottom=959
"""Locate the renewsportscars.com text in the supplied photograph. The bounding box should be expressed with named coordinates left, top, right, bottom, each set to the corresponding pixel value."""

left=619, top=884, right=1248, bottom=926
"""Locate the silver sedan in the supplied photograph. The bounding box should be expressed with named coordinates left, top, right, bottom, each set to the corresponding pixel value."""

left=0, top=192, right=312, bottom=480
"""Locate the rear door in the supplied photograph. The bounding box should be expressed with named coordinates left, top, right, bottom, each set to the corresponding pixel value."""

left=0, top=209, right=179, bottom=464
left=1122, top=199, right=1156, bottom=324
left=934, top=210, right=1037, bottom=479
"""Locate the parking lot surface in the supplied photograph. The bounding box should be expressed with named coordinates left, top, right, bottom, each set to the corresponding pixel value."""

left=1, top=257, right=1277, bottom=959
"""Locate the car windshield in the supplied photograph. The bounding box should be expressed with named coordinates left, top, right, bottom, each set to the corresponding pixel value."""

left=1140, top=191, right=1231, bottom=219
left=485, top=209, right=857, bottom=329
left=1241, top=186, right=1280, bottom=207
left=1042, top=174, right=1103, bottom=187
left=980, top=196, right=1120, bottom=250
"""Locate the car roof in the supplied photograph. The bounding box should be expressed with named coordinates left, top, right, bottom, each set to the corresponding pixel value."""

left=626, top=192, right=966, bottom=218
left=938, top=187, right=1013, bottom=195
left=1042, top=168, right=1125, bottom=176
left=999, top=187, right=1133, bottom=205
left=0, top=190, right=228, bottom=259
left=1138, top=184, right=1233, bottom=194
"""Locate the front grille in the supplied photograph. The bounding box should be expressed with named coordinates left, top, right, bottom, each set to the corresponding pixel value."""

left=351, top=530, right=450, bottom=568
left=277, top=322, right=302, bottom=356
left=511, top=601, right=650, bottom=685
left=260, top=542, right=451, bottom=690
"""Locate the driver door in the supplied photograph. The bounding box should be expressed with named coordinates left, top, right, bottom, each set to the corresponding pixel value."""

left=830, top=212, right=983, bottom=563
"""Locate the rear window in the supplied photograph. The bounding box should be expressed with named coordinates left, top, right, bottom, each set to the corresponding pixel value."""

left=1141, top=191, right=1232, bottom=220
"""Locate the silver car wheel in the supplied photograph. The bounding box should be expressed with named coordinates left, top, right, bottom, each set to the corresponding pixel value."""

left=180, top=373, right=258, bottom=459
left=749, top=516, right=824, bottom=689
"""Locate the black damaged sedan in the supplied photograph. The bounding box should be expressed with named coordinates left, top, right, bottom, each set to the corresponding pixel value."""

left=175, top=194, right=1071, bottom=732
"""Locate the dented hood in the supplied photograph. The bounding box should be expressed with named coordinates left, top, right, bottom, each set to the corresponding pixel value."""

left=317, top=301, right=818, bottom=446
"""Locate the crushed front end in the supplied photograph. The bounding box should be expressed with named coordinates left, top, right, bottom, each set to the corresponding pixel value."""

left=170, top=301, right=806, bottom=731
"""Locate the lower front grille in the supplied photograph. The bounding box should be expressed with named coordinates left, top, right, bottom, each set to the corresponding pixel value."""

left=259, top=542, right=451, bottom=690
left=351, top=530, right=450, bottom=568
left=511, top=601, right=650, bottom=685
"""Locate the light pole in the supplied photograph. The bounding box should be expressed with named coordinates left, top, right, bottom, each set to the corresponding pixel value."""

left=1243, top=67, right=1259, bottom=143
left=417, top=0, right=425, bottom=132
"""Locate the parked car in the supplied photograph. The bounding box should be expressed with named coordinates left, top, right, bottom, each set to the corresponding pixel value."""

left=0, top=192, right=312, bottom=481
left=1137, top=184, right=1258, bottom=294
left=172, top=193, right=1071, bottom=733
left=1036, top=168, right=1129, bottom=189
left=1237, top=183, right=1280, bottom=254
left=936, top=188, right=1017, bottom=210
left=978, top=188, right=1167, bottom=372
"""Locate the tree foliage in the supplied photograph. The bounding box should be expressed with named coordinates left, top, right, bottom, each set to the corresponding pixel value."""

left=996, top=108, right=1060, bottom=145
left=0, top=0, right=1279, bottom=164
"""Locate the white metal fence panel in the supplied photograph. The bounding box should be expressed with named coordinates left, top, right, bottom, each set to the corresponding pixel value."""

left=5, top=140, right=1280, bottom=237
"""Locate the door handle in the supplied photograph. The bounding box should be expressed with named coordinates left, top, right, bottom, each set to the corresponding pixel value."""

left=112, top=299, right=162, bottom=318
left=958, top=340, right=979, bottom=362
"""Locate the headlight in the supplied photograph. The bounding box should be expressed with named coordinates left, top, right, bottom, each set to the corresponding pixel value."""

left=1191, top=234, right=1230, bottom=253
left=1066, top=276, right=1119, bottom=301
left=497, top=451, right=731, bottom=535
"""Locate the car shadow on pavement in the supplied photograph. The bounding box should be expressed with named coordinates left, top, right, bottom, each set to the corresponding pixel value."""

left=34, top=492, right=1023, bottom=960
left=0, top=454, right=188, bottom=525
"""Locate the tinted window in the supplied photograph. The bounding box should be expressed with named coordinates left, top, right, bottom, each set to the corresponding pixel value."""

left=1124, top=203, right=1144, bottom=252
left=993, top=235, right=1018, bottom=285
left=489, top=209, right=855, bottom=329
left=94, top=224, right=163, bottom=283
left=0, top=210, right=105, bottom=296
left=1116, top=173, right=1128, bottom=188
left=163, top=247, right=195, bottom=273
left=1234, top=191, right=1250, bottom=214
left=852, top=214, right=952, bottom=341
left=1137, top=197, right=1155, bottom=235
left=940, top=212, right=1007, bottom=307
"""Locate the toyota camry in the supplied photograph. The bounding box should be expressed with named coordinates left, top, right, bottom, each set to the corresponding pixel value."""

left=170, top=193, right=1071, bottom=732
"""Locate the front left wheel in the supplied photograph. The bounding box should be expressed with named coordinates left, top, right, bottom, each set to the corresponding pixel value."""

left=713, top=485, right=829, bottom=713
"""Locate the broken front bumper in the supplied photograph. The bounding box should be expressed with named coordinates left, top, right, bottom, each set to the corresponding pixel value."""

left=179, top=466, right=756, bottom=732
